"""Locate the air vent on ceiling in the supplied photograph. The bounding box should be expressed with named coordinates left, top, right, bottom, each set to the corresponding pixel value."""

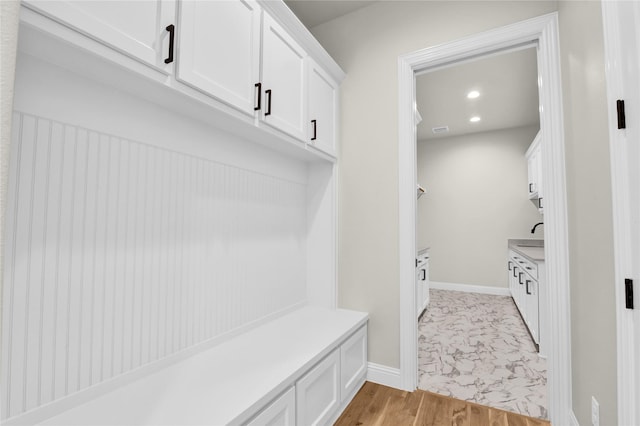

left=432, top=126, right=449, bottom=134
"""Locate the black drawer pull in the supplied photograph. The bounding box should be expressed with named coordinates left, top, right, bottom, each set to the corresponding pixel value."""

left=265, top=89, right=272, bottom=116
left=508, top=261, right=513, bottom=271
left=164, top=24, right=175, bottom=64
left=519, top=272, right=524, bottom=285
left=421, top=269, right=426, bottom=281
left=311, top=119, right=317, bottom=141
left=254, top=83, right=262, bottom=111
left=526, top=280, right=532, bottom=295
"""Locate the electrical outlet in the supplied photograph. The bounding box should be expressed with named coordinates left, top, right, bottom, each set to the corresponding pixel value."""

left=591, top=396, right=600, bottom=426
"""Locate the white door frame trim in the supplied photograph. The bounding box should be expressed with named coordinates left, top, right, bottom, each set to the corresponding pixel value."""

left=397, top=12, right=572, bottom=425
left=601, top=2, right=638, bottom=424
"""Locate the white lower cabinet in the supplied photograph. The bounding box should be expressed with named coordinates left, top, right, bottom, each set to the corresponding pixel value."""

left=340, top=327, right=367, bottom=400
left=246, top=387, right=296, bottom=426
left=296, top=349, right=341, bottom=426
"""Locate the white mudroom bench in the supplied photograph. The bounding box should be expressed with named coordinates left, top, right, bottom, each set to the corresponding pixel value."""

left=31, top=307, right=368, bottom=426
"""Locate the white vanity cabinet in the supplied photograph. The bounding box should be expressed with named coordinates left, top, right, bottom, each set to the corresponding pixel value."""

left=508, top=249, right=544, bottom=352
left=176, top=0, right=261, bottom=115
left=307, top=59, right=339, bottom=156
left=24, top=0, right=176, bottom=72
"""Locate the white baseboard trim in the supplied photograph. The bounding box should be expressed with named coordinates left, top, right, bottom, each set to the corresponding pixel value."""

left=367, top=362, right=401, bottom=389
left=569, top=410, right=579, bottom=426
left=430, top=281, right=510, bottom=296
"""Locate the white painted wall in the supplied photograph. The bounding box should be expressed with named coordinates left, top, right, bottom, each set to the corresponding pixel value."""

left=558, top=2, right=617, bottom=425
left=311, top=0, right=557, bottom=370
left=417, top=126, right=543, bottom=288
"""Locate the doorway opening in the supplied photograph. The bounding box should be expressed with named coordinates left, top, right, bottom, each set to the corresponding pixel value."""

left=398, top=13, right=572, bottom=426
left=415, top=46, right=547, bottom=419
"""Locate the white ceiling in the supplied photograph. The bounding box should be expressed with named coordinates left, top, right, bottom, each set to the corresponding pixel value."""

left=284, top=0, right=377, bottom=29
left=417, top=47, right=540, bottom=141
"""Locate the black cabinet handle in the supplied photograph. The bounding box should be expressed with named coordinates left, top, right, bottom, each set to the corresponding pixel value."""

left=421, top=269, right=426, bottom=281
left=508, top=261, right=512, bottom=271
left=265, top=89, right=272, bottom=116
left=311, top=119, right=317, bottom=141
left=538, top=197, right=543, bottom=209
left=526, top=280, right=532, bottom=295
left=254, top=83, right=262, bottom=111
left=529, top=183, right=533, bottom=192
left=164, top=24, right=175, bottom=64
left=513, top=266, right=517, bottom=278
left=519, top=272, right=524, bottom=285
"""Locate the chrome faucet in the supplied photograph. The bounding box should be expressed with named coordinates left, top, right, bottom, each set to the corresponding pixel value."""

left=531, top=222, right=544, bottom=234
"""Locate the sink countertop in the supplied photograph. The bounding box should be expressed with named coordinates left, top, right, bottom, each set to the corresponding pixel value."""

left=508, top=239, right=544, bottom=262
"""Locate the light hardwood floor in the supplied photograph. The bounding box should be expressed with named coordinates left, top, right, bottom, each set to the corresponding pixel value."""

left=335, top=382, right=551, bottom=426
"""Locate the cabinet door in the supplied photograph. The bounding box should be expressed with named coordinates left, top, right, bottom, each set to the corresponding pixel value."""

left=341, top=326, right=367, bottom=401
left=527, top=151, right=538, bottom=197
left=296, top=349, right=340, bottom=426
left=308, top=60, right=338, bottom=156
left=526, top=278, right=540, bottom=344
left=177, top=0, right=261, bottom=115
left=25, top=0, right=175, bottom=71
left=245, top=387, right=295, bottom=426
left=261, top=13, right=307, bottom=141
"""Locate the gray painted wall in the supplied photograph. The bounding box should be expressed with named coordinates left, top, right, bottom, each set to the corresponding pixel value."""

left=558, top=2, right=617, bottom=425
left=417, top=126, right=543, bottom=288
left=312, top=1, right=617, bottom=424
left=311, top=0, right=557, bottom=371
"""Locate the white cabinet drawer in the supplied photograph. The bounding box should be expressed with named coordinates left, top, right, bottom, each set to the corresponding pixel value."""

left=340, top=326, right=367, bottom=401
left=245, top=386, right=295, bottom=426
left=296, top=349, right=340, bottom=426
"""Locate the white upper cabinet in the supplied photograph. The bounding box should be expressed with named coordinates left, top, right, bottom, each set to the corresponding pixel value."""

left=176, top=0, right=261, bottom=115
left=307, top=60, right=338, bottom=156
left=260, top=13, right=307, bottom=141
left=24, top=0, right=176, bottom=72
left=526, top=131, right=542, bottom=200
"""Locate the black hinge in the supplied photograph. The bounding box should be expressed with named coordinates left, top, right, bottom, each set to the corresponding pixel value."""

left=617, top=100, right=626, bottom=129
left=626, top=278, right=634, bottom=309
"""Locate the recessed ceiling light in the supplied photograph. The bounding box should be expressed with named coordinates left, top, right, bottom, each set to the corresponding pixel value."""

left=470, top=116, right=481, bottom=123
left=467, top=90, right=480, bottom=99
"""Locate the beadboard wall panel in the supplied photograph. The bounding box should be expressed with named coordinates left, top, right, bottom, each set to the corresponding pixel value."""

left=1, top=112, right=308, bottom=420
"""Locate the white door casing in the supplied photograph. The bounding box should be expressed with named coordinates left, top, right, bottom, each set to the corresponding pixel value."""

left=397, top=12, right=572, bottom=425
left=601, top=2, right=640, bottom=424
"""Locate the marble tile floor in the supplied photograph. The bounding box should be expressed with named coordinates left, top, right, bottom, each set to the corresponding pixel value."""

left=418, top=289, right=548, bottom=420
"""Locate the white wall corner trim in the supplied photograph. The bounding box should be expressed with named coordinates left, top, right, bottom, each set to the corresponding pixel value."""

left=601, top=2, right=638, bottom=425
left=398, top=12, right=572, bottom=426
left=430, top=281, right=511, bottom=297
left=367, top=362, right=402, bottom=389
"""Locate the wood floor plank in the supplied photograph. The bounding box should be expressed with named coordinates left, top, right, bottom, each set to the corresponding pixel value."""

left=469, top=403, right=490, bottom=425
left=334, top=382, right=550, bottom=426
